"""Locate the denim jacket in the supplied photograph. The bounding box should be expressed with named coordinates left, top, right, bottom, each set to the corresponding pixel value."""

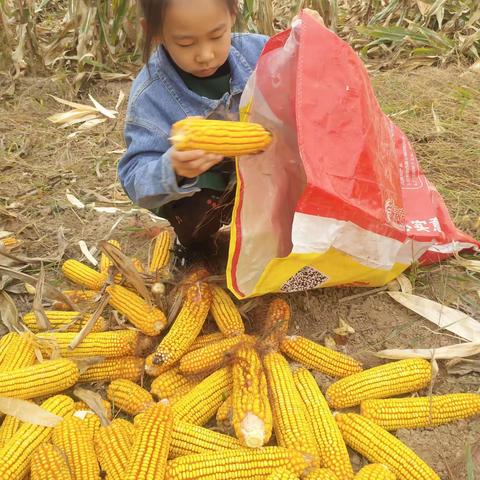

left=119, top=33, right=268, bottom=210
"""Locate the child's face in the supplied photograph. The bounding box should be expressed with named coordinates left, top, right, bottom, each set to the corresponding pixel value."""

left=161, top=0, right=235, bottom=77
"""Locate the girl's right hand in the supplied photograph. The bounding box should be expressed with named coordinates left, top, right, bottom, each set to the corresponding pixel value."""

left=171, top=148, right=224, bottom=179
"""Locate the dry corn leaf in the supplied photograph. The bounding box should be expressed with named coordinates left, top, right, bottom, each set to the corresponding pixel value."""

left=48, top=109, right=99, bottom=125
left=446, top=358, right=480, bottom=375
left=0, top=397, right=63, bottom=427
left=32, top=264, right=51, bottom=330
left=72, top=356, right=105, bottom=375
left=376, top=341, right=480, bottom=360
left=99, top=240, right=151, bottom=306
left=66, top=193, right=85, bottom=209
left=0, top=291, right=20, bottom=331
left=451, top=255, right=480, bottom=273
left=77, top=118, right=108, bottom=131
left=115, top=91, right=126, bottom=110
left=0, top=267, right=78, bottom=311
left=0, top=231, right=13, bottom=240
left=73, top=387, right=110, bottom=426
left=388, top=292, right=480, bottom=342
left=49, top=95, right=98, bottom=112
left=79, top=240, right=98, bottom=267
left=324, top=335, right=337, bottom=350
left=88, top=94, right=117, bottom=119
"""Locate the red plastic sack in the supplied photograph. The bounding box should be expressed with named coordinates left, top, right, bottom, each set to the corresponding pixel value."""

left=227, top=13, right=478, bottom=299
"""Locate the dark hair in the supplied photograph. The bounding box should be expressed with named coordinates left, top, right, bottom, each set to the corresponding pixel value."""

left=140, top=0, right=239, bottom=63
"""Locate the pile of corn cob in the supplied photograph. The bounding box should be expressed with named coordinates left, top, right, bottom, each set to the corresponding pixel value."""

left=0, top=229, right=479, bottom=480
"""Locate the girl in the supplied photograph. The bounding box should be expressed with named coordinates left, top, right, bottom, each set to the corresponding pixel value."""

left=118, top=0, right=268, bottom=256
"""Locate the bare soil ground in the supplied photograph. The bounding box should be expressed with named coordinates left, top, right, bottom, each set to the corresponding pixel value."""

left=1, top=67, right=479, bottom=477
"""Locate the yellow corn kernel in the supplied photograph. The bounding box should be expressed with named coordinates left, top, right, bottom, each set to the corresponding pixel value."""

left=165, top=447, right=308, bottom=480
left=210, top=286, right=245, bottom=337
left=107, top=379, right=154, bottom=415
left=100, top=239, right=121, bottom=273
left=361, top=393, right=480, bottom=430
left=107, top=284, right=167, bottom=336
left=232, top=346, right=272, bottom=448
left=78, top=356, right=144, bottom=383
left=0, top=395, right=74, bottom=480
left=336, top=413, right=440, bottom=480
left=125, top=403, right=173, bottom=480
left=263, top=299, right=291, bottom=348
left=0, top=236, right=21, bottom=249
left=52, top=416, right=100, bottom=480
left=31, top=443, right=72, bottom=480
left=150, top=366, right=200, bottom=402
left=0, top=333, right=36, bottom=371
left=37, top=330, right=139, bottom=358
left=171, top=118, right=273, bottom=157
left=0, top=416, right=22, bottom=449
left=149, top=230, right=174, bottom=273
left=326, top=359, right=432, bottom=409
left=280, top=336, right=363, bottom=378
left=179, top=334, right=254, bottom=376
left=0, top=359, right=79, bottom=400
left=0, top=333, right=17, bottom=364
left=267, top=469, right=299, bottom=480
left=172, top=367, right=232, bottom=426
left=95, top=419, right=135, bottom=480
left=263, top=352, right=319, bottom=461
left=293, top=368, right=353, bottom=480
left=187, top=332, right=225, bottom=351
left=169, top=420, right=242, bottom=458
left=23, top=311, right=107, bottom=333
left=354, top=464, right=396, bottom=480
left=52, top=290, right=100, bottom=311
left=304, top=469, right=340, bottom=480
left=149, top=282, right=212, bottom=375
left=62, top=259, right=108, bottom=290
left=216, top=395, right=233, bottom=429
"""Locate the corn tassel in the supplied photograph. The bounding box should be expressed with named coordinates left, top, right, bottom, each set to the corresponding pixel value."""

left=263, top=352, right=319, bottom=461
left=94, top=419, right=135, bottom=480
left=150, top=366, right=200, bottom=402
left=62, top=259, right=108, bottom=290
left=169, top=420, right=243, bottom=458
left=31, top=443, right=73, bottom=480
left=232, top=346, right=272, bottom=448
left=172, top=367, right=232, bottom=426
left=125, top=403, right=173, bottom=480
left=165, top=447, right=308, bottom=480
left=52, top=415, right=100, bottom=480
left=0, top=359, right=79, bottom=400
left=149, top=282, right=212, bottom=375
left=0, top=395, right=74, bottom=480
left=326, top=359, right=432, bottom=409
left=0, top=333, right=36, bottom=371
left=293, top=368, right=353, bottom=480
left=210, top=286, right=245, bottom=336
left=170, top=118, right=273, bottom=157
left=100, top=239, right=121, bottom=273
left=107, top=284, right=167, bottom=336
left=336, top=413, right=440, bottom=480
left=267, top=469, right=300, bottom=480
left=0, top=416, right=22, bottom=449
left=23, top=311, right=107, bottom=333
left=37, top=329, right=139, bottom=358
left=361, top=393, right=480, bottom=430
left=280, top=336, right=362, bottom=378
left=107, top=379, right=154, bottom=415
left=149, top=230, right=173, bottom=272
left=354, top=464, right=396, bottom=480
left=78, top=356, right=144, bottom=383
left=179, top=334, right=254, bottom=375
left=263, top=299, right=291, bottom=349
left=304, top=469, right=340, bottom=480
